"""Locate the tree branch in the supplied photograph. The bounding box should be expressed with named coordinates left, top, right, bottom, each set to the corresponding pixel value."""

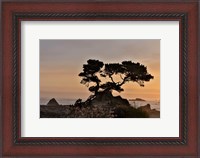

left=109, top=75, right=116, bottom=84
left=120, top=74, right=124, bottom=80
left=118, top=76, right=129, bottom=86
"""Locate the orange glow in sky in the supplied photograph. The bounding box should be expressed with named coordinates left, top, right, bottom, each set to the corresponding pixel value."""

left=40, top=40, right=160, bottom=104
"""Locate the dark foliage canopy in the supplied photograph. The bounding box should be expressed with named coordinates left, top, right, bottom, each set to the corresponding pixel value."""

left=79, top=59, right=154, bottom=95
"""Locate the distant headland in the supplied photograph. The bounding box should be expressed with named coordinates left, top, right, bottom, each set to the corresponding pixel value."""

left=129, top=98, right=146, bottom=101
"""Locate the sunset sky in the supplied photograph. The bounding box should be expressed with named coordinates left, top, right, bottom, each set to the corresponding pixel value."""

left=40, top=40, right=160, bottom=104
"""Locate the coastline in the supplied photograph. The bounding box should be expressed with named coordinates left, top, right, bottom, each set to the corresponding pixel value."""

left=40, top=103, right=160, bottom=118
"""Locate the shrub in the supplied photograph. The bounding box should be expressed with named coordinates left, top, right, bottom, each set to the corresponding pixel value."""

left=114, top=105, right=149, bottom=118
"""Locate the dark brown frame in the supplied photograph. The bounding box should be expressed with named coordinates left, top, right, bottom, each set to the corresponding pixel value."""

left=2, top=1, right=199, bottom=157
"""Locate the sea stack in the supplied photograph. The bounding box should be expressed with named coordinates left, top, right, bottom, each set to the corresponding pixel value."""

left=47, top=98, right=59, bottom=106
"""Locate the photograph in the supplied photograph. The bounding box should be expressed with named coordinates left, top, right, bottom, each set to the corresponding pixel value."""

left=40, top=40, right=160, bottom=118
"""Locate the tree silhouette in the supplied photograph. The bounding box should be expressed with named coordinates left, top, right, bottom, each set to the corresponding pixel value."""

left=78, top=59, right=104, bottom=95
left=79, top=59, right=154, bottom=97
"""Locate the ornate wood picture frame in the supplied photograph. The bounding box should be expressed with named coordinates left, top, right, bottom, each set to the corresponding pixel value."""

left=2, top=1, right=199, bottom=157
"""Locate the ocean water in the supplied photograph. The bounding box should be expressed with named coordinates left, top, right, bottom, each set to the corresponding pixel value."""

left=41, top=98, right=160, bottom=111
left=129, top=100, right=160, bottom=111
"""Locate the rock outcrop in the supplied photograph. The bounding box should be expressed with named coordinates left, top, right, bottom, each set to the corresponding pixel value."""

left=47, top=98, right=59, bottom=106
left=138, top=104, right=160, bottom=118
left=89, top=91, right=129, bottom=107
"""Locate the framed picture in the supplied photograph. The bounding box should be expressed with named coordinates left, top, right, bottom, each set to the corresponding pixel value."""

left=2, top=1, right=199, bottom=157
